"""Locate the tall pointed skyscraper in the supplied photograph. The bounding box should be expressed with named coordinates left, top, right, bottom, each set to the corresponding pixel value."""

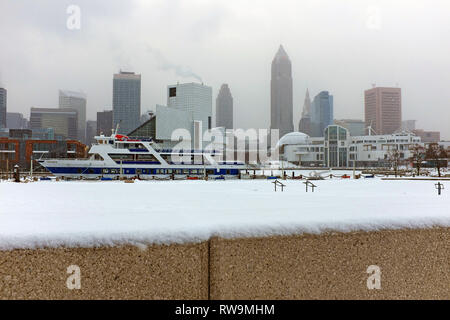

left=298, top=89, right=311, bottom=135
left=216, top=84, right=233, bottom=129
left=271, top=45, right=294, bottom=138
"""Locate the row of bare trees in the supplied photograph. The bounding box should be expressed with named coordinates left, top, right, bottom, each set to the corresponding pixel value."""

left=386, top=143, right=448, bottom=177
left=409, top=143, right=448, bottom=177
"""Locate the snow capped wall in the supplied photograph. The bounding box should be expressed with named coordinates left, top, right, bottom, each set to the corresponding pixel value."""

left=0, top=178, right=449, bottom=250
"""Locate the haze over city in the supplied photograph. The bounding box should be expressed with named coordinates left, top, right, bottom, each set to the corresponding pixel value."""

left=1, top=0, right=449, bottom=139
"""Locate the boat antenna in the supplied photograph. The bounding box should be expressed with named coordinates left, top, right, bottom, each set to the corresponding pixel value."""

left=114, top=122, right=120, bottom=137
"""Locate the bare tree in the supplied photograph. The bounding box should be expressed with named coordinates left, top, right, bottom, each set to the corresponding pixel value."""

left=425, top=143, right=448, bottom=177
left=409, top=144, right=425, bottom=176
left=387, top=148, right=402, bottom=177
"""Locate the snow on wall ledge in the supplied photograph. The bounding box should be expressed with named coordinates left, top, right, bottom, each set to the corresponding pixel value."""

left=0, top=179, right=449, bottom=250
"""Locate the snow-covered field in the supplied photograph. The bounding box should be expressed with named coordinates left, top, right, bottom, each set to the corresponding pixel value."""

left=0, top=178, right=449, bottom=250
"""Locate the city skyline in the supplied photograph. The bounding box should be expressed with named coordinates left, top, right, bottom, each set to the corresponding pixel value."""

left=1, top=0, right=449, bottom=139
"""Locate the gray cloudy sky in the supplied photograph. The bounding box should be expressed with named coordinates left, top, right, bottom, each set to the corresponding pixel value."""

left=1, top=0, right=449, bottom=138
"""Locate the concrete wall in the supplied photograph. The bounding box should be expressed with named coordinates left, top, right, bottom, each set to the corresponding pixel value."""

left=1, top=227, right=449, bottom=299
left=210, top=228, right=450, bottom=299
left=0, top=242, right=209, bottom=299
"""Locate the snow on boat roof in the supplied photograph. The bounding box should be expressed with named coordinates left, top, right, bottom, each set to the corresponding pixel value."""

left=0, top=178, right=449, bottom=250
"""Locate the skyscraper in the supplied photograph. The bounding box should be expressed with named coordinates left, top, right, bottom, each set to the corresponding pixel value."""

left=59, top=90, right=86, bottom=142
left=97, top=110, right=113, bottom=136
left=30, top=107, right=78, bottom=140
left=401, top=120, right=416, bottom=132
left=85, top=120, right=97, bottom=146
left=298, top=89, right=311, bottom=135
left=113, top=71, right=141, bottom=134
left=216, top=84, right=233, bottom=129
left=364, top=87, right=401, bottom=135
left=167, top=82, right=212, bottom=131
left=0, top=88, right=6, bottom=128
left=271, top=45, right=294, bottom=138
left=6, top=112, right=28, bottom=129
left=334, top=119, right=365, bottom=136
left=310, top=91, right=334, bottom=137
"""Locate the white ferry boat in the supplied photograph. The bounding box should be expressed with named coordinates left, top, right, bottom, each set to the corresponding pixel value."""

left=38, top=132, right=245, bottom=179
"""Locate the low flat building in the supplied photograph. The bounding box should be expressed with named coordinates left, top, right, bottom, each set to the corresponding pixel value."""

left=279, top=126, right=422, bottom=168
left=349, top=131, right=421, bottom=167
left=277, top=132, right=324, bottom=166
left=412, top=129, right=440, bottom=143
left=0, top=129, right=86, bottom=171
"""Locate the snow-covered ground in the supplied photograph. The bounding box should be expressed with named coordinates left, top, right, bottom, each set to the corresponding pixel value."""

left=0, top=178, right=449, bottom=250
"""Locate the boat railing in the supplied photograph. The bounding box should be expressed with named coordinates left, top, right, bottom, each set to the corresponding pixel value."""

left=155, top=149, right=221, bottom=154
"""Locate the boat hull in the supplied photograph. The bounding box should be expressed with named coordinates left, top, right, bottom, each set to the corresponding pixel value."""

left=39, top=160, right=244, bottom=179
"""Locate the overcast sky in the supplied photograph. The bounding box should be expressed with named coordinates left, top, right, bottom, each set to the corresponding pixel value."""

left=1, top=0, right=449, bottom=138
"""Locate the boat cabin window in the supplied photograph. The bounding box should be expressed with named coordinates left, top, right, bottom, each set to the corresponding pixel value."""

left=110, top=154, right=134, bottom=163
left=121, top=143, right=146, bottom=150
left=94, top=154, right=104, bottom=161
left=135, top=154, right=159, bottom=162
left=160, top=154, right=206, bottom=165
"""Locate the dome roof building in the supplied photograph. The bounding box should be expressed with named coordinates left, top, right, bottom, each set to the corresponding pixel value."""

left=276, top=131, right=310, bottom=148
